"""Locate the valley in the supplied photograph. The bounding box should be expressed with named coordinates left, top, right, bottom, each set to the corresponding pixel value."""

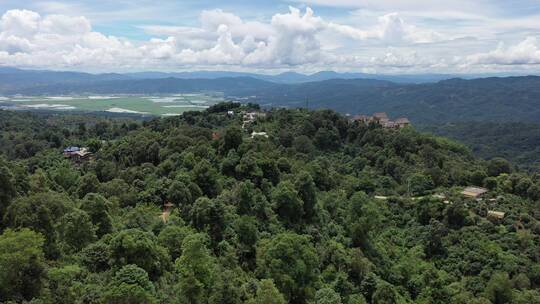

left=0, top=93, right=222, bottom=116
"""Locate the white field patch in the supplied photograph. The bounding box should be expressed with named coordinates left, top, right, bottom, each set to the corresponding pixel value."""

left=162, top=113, right=182, bottom=117
left=46, top=96, right=76, bottom=101
left=162, top=105, right=209, bottom=108
left=24, top=104, right=76, bottom=110
left=106, top=107, right=148, bottom=114
left=88, top=96, right=121, bottom=100
left=189, top=100, right=209, bottom=104
left=149, top=97, right=183, bottom=103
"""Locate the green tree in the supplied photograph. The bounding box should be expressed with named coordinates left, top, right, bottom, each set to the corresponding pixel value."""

left=0, top=228, right=45, bottom=302
left=190, top=197, right=226, bottom=243
left=49, top=164, right=80, bottom=192
left=484, top=272, right=513, bottom=304
left=295, top=171, right=317, bottom=222
left=487, top=158, right=512, bottom=177
left=167, top=181, right=192, bottom=207
left=514, top=290, right=540, bottom=304
left=314, top=127, right=340, bottom=150
left=175, top=233, right=216, bottom=304
left=112, top=265, right=155, bottom=292
left=81, top=193, right=113, bottom=237
left=256, top=233, right=319, bottom=303
left=3, top=192, right=70, bottom=257
left=57, top=209, right=97, bottom=253
left=272, top=181, right=303, bottom=226
left=444, top=202, right=468, bottom=229
left=315, top=288, right=342, bottom=304
left=47, top=265, right=85, bottom=304
left=372, top=283, right=398, bottom=304
left=192, top=159, right=221, bottom=197
left=0, top=159, right=17, bottom=217
left=77, top=173, right=101, bottom=198
left=109, top=229, right=170, bottom=280
left=158, top=225, right=194, bottom=261
left=103, top=283, right=156, bottom=304
left=221, top=126, right=243, bottom=153
left=247, top=279, right=286, bottom=304
left=293, top=135, right=315, bottom=154
left=408, top=173, right=434, bottom=196
left=80, top=241, right=111, bottom=272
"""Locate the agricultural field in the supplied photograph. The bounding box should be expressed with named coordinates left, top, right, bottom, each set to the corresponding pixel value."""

left=0, top=93, right=223, bottom=116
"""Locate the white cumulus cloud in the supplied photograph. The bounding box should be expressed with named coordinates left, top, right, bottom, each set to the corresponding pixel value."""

left=467, top=37, right=540, bottom=65
left=0, top=6, right=538, bottom=73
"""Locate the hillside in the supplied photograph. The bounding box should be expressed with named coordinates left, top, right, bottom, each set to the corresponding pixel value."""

left=242, top=76, right=540, bottom=123
left=422, top=122, right=540, bottom=172
left=0, top=106, right=539, bottom=303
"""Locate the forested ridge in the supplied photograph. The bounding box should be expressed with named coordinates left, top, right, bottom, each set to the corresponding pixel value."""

left=1, top=104, right=540, bottom=304
left=422, top=122, right=540, bottom=172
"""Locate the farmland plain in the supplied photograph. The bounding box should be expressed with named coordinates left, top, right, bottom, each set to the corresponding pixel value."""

left=0, top=93, right=223, bottom=116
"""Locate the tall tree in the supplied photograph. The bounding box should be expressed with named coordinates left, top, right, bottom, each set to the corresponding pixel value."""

left=175, top=233, right=216, bottom=304
left=0, top=228, right=45, bottom=302
left=256, top=233, right=319, bottom=304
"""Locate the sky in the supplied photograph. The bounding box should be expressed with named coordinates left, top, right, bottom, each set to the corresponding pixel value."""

left=0, top=0, right=540, bottom=74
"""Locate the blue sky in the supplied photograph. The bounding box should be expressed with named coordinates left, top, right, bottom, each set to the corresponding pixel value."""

left=0, top=0, right=539, bottom=74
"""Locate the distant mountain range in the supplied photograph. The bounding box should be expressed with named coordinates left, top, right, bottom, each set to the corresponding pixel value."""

left=1, top=67, right=540, bottom=124
left=124, top=70, right=461, bottom=84
left=0, top=66, right=492, bottom=91
left=0, top=67, right=129, bottom=92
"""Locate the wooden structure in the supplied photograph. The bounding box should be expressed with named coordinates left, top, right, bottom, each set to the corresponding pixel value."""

left=487, top=210, right=505, bottom=220
left=251, top=131, right=269, bottom=139
left=395, top=118, right=411, bottom=128
left=63, top=146, right=92, bottom=162
left=461, top=186, right=488, bottom=199
left=160, top=202, right=174, bottom=223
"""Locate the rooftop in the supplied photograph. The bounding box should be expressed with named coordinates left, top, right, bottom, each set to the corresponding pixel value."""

left=462, top=186, right=488, bottom=198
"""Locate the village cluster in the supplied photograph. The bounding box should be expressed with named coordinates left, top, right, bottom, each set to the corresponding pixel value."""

left=351, top=112, right=411, bottom=129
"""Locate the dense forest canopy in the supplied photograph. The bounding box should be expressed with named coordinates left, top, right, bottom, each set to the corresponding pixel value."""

left=0, top=104, right=539, bottom=304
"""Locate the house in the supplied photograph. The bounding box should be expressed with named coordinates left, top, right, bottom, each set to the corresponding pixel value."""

left=251, top=131, right=269, bottom=139
left=461, top=186, right=488, bottom=199
left=244, top=111, right=266, bottom=122
left=63, top=146, right=81, bottom=157
left=242, top=111, right=267, bottom=129
left=227, top=110, right=234, bottom=116
left=373, top=112, right=389, bottom=122
left=395, top=118, right=411, bottom=128
left=352, top=115, right=371, bottom=123
left=63, top=146, right=92, bottom=162
left=382, top=121, right=396, bottom=128
left=487, top=210, right=505, bottom=220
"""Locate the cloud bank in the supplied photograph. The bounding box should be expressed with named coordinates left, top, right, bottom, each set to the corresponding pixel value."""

left=0, top=6, right=539, bottom=73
